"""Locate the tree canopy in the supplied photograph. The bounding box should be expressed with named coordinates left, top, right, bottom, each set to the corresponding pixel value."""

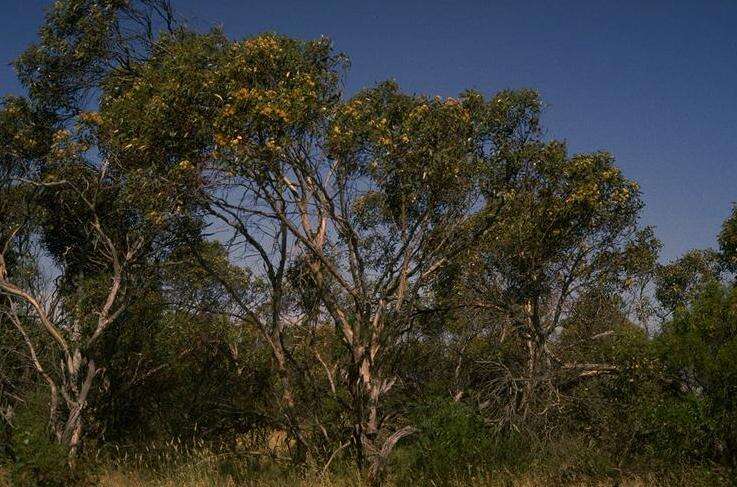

left=1, top=2, right=736, bottom=485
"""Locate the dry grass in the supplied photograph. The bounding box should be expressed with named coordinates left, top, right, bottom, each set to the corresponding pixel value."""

left=96, top=470, right=361, bottom=487
left=91, top=457, right=730, bottom=487
left=2, top=437, right=729, bottom=486
left=93, top=470, right=729, bottom=487
left=2, top=463, right=728, bottom=487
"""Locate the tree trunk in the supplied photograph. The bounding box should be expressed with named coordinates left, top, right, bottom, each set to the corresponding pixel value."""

left=60, top=354, right=97, bottom=467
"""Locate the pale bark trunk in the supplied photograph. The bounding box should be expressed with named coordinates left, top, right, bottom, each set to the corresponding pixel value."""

left=61, top=355, right=97, bottom=466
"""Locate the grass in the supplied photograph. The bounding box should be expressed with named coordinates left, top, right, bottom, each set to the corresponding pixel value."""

left=2, top=458, right=729, bottom=486
left=2, top=435, right=732, bottom=486
left=92, top=442, right=733, bottom=487
left=93, top=466, right=730, bottom=487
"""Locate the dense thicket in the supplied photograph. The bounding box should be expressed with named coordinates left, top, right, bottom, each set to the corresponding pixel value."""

left=1, top=2, right=735, bottom=486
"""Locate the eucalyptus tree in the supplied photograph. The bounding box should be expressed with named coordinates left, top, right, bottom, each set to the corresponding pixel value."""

left=0, top=119, right=192, bottom=462
left=14, top=0, right=175, bottom=117
left=719, top=205, right=737, bottom=274
left=654, top=249, right=722, bottom=316
left=4, top=0, right=666, bottom=478
left=436, top=141, right=658, bottom=424
left=655, top=209, right=737, bottom=465
left=652, top=206, right=735, bottom=318
left=0, top=0, right=185, bottom=463
left=98, top=25, right=544, bottom=478
left=658, top=281, right=737, bottom=465
left=316, top=83, right=540, bottom=477
left=0, top=95, right=55, bottom=456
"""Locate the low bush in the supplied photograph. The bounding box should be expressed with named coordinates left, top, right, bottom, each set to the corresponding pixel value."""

left=4, top=392, right=89, bottom=487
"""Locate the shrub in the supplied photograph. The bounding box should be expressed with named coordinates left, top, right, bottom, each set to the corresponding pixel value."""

left=5, top=392, right=87, bottom=487
left=657, top=282, right=737, bottom=465
left=394, top=397, right=498, bottom=482
left=639, top=395, right=714, bottom=462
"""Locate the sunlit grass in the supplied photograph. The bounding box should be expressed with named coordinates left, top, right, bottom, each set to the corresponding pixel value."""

left=2, top=434, right=729, bottom=486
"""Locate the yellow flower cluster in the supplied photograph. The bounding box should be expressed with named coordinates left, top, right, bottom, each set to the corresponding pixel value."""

left=409, top=104, right=430, bottom=120
left=176, top=159, right=193, bottom=171
left=229, top=86, right=298, bottom=123
left=147, top=210, right=165, bottom=226
left=600, top=167, right=621, bottom=181
left=3, top=104, right=20, bottom=116
left=222, top=104, right=236, bottom=117
left=377, top=136, right=392, bottom=147
left=258, top=104, right=290, bottom=122
left=52, top=129, right=71, bottom=144
left=78, top=111, right=103, bottom=125
left=214, top=133, right=230, bottom=147
left=369, top=117, right=388, bottom=129
left=244, top=35, right=283, bottom=53
left=233, top=87, right=258, bottom=101
left=565, top=182, right=601, bottom=205
left=611, top=185, right=633, bottom=205
left=340, top=96, right=365, bottom=114
left=50, top=129, right=88, bottom=159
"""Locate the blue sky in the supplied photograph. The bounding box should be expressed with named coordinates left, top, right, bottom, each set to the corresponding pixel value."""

left=1, top=0, right=735, bottom=260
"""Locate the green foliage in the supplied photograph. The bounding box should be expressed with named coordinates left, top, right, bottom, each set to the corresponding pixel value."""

left=329, top=82, right=509, bottom=222
left=657, top=282, right=737, bottom=464
left=5, top=392, right=87, bottom=487
left=559, top=316, right=667, bottom=460
left=655, top=249, right=722, bottom=312
left=14, top=0, right=174, bottom=115
left=481, top=142, right=646, bottom=299
left=718, top=205, right=737, bottom=273
left=4, top=2, right=737, bottom=485
left=640, top=395, right=714, bottom=462
left=395, top=398, right=498, bottom=482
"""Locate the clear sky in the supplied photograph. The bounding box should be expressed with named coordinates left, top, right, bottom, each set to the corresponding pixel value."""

left=1, top=0, right=735, bottom=261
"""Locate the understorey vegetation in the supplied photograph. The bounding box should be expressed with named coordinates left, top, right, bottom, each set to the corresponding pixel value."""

left=1, top=1, right=735, bottom=485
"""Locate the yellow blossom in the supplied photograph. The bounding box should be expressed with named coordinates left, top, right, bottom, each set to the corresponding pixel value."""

left=222, top=104, right=236, bottom=117
left=78, top=111, right=103, bottom=125
left=214, top=133, right=229, bottom=146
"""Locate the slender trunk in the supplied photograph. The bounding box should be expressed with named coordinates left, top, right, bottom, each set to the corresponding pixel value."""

left=350, top=349, right=367, bottom=470
left=65, top=417, right=83, bottom=468
left=520, top=296, right=545, bottom=419
left=60, top=354, right=97, bottom=467
left=271, top=338, right=311, bottom=462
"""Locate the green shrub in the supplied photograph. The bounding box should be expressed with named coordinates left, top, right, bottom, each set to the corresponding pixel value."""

left=5, top=392, right=86, bottom=487
left=657, top=282, right=737, bottom=465
left=638, top=395, right=714, bottom=462
left=394, top=397, right=498, bottom=482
